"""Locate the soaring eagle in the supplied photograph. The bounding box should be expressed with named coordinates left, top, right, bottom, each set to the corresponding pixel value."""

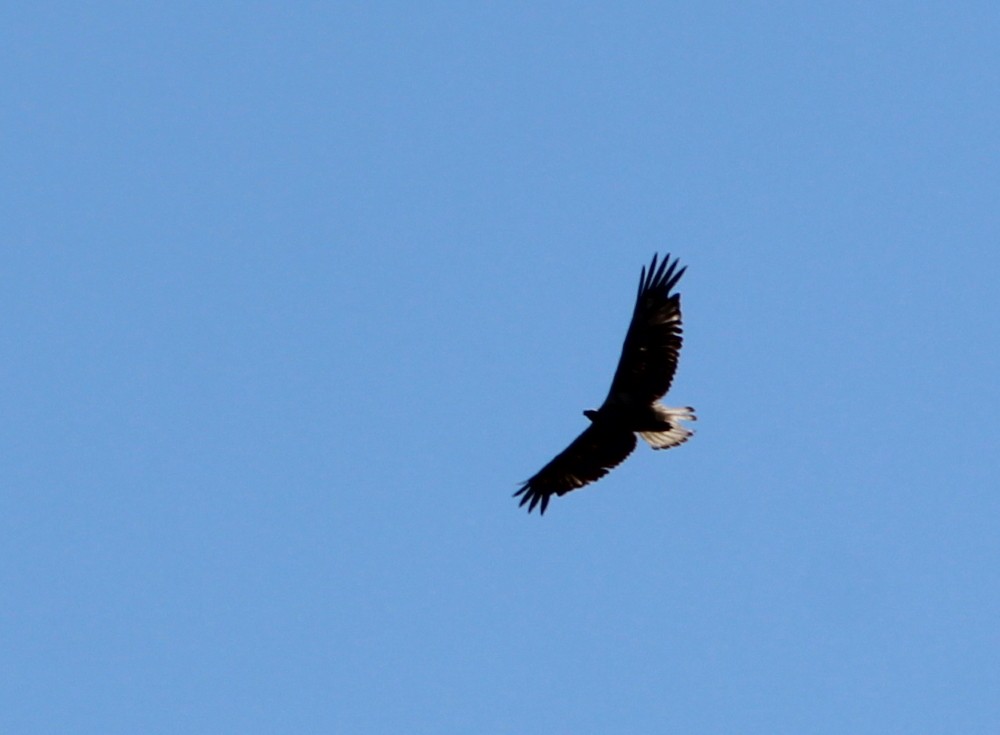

left=514, top=253, right=695, bottom=514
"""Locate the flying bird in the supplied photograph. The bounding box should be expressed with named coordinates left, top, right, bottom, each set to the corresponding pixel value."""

left=514, top=253, right=695, bottom=514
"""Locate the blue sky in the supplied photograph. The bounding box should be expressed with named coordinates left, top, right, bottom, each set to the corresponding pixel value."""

left=3, top=3, right=999, bottom=733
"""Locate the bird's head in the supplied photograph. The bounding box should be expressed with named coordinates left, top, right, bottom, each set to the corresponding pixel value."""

left=583, top=409, right=599, bottom=421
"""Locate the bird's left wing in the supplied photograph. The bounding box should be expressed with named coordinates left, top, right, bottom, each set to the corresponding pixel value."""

left=514, top=424, right=637, bottom=514
left=604, top=253, right=687, bottom=406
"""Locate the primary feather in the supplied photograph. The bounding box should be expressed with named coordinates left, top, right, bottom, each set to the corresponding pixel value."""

left=514, top=253, right=695, bottom=515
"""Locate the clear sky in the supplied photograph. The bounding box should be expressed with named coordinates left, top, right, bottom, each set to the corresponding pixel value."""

left=3, top=3, right=999, bottom=733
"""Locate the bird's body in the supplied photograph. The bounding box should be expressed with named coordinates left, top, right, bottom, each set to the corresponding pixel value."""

left=514, top=254, right=695, bottom=514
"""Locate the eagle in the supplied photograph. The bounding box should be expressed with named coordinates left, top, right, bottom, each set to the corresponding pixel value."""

left=514, top=253, right=695, bottom=514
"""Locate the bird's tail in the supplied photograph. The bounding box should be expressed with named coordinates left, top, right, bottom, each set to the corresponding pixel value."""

left=638, top=404, right=696, bottom=450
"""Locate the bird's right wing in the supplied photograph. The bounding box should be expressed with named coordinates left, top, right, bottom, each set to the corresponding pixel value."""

left=514, top=424, right=637, bottom=514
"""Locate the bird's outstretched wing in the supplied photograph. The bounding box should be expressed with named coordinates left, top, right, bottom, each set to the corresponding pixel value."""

left=604, top=253, right=686, bottom=405
left=514, top=424, right=637, bottom=514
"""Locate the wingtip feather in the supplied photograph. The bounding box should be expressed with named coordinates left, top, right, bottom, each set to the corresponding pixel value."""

left=513, top=483, right=550, bottom=515
left=638, top=253, right=686, bottom=297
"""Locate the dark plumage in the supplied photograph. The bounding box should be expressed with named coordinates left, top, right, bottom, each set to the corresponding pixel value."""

left=514, top=253, right=695, bottom=514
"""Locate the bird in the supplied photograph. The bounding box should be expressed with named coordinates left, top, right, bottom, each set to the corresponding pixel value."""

left=514, top=253, right=695, bottom=514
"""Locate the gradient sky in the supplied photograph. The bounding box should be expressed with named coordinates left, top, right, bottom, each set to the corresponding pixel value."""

left=4, top=3, right=999, bottom=733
